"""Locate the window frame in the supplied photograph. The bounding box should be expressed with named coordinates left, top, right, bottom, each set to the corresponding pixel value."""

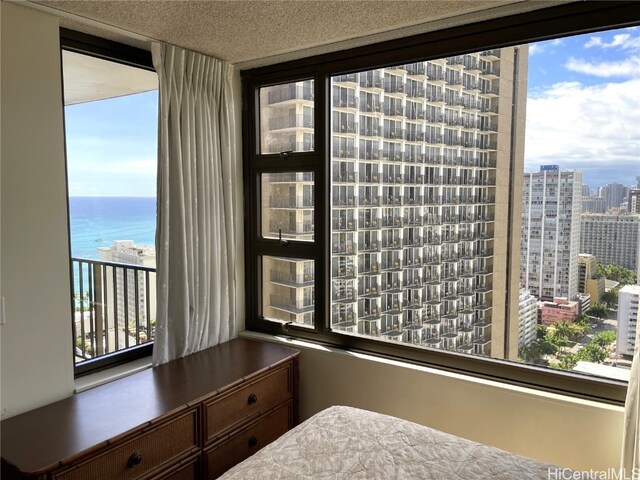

left=242, top=1, right=640, bottom=405
left=60, top=29, right=156, bottom=377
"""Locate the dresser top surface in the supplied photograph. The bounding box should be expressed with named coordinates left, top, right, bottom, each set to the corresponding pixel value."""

left=1, top=338, right=299, bottom=475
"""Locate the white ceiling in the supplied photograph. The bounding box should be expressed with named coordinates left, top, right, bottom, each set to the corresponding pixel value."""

left=62, top=50, right=157, bottom=105
left=28, top=0, right=567, bottom=66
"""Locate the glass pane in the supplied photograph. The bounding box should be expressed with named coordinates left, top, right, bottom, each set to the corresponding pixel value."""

left=260, top=80, right=314, bottom=154
left=63, top=50, right=158, bottom=365
left=327, top=26, right=640, bottom=382
left=261, top=172, right=314, bottom=241
left=262, top=256, right=315, bottom=328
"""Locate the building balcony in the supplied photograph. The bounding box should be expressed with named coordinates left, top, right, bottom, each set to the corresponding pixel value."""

left=334, top=73, right=358, bottom=84
left=269, top=195, right=314, bottom=209
left=268, top=114, right=314, bottom=131
left=359, top=126, right=382, bottom=137
left=71, top=258, right=155, bottom=364
left=270, top=270, right=314, bottom=287
left=333, top=96, right=359, bottom=109
left=267, top=84, right=314, bottom=104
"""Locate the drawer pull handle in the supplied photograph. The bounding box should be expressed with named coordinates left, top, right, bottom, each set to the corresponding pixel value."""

left=248, top=393, right=258, bottom=405
left=127, top=452, right=143, bottom=468
left=248, top=436, right=258, bottom=448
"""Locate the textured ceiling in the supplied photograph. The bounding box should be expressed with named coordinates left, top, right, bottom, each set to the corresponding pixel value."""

left=32, top=0, right=526, bottom=64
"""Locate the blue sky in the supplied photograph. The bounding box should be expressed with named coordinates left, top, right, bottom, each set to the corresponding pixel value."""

left=65, top=26, right=639, bottom=197
left=524, top=26, right=640, bottom=190
left=65, top=90, right=158, bottom=197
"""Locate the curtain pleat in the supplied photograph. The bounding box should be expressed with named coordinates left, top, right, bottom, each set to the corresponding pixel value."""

left=622, top=321, right=640, bottom=474
left=152, top=43, right=238, bottom=366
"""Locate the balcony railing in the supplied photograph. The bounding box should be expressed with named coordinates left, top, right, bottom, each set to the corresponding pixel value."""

left=72, top=258, right=155, bottom=364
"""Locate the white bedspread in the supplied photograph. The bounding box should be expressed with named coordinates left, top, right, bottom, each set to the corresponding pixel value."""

left=219, top=406, right=560, bottom=479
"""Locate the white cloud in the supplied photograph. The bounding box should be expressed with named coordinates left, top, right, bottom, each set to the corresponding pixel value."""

left=565, top=56, right=640, bottom=78
left=550, top=39, right=564, bottom=47
left=584, top=33, right=640, bottom=50
left=524, top=79, right=640, bottom=182
left=529, top=44, right=543, bottom=56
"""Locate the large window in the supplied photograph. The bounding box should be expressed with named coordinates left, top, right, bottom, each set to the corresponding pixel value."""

left=62, top=31, right=158, bottom=375
left=243, top=3, right=640, bottom=403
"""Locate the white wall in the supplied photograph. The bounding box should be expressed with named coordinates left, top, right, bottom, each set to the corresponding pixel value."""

left=1, top=1, right=75, bottom=418
left=242, top=331, right=624, bottom=472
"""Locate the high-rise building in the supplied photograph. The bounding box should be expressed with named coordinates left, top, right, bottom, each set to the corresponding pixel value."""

left=521, top=166, right=582, bottom=300
left=517, top=287, right=537, bottom=349
left=260, top=46, right=528, bottom=361
left=582, top=196, right=606, bottom=214
left=581, top=185, right=590, bottom=197
left=580, top=214, right=640, bottom=270
left=617, top=285, right=640, bottom=358
left=598, top=183, right=628, bottom=210
left=577, top=254, right=605, bottom=303
left=98, top=240, right=157, bottom=335
left=629, top=189, right=640, bottom=215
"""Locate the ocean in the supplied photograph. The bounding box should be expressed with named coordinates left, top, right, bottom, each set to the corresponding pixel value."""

left=69, top=197, right=156, bottom=260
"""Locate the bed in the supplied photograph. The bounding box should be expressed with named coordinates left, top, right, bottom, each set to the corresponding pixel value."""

left=219, top=405, right=561, bottom=479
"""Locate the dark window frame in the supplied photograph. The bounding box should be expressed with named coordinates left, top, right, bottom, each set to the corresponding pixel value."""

left=243, top=1, right=639, bottom=405
left=60, top=29, right=156, bottom=377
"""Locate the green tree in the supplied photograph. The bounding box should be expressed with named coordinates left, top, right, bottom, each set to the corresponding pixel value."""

left=597, top=262, right=637, bottom=286
left=574, top=314, right=591, bottom=327
left=519, top=339, right=557, bottom=366
left=587, top=303, right=607, bottom=319
left=577, top=343, right=607, bottom=363
left=552, top=353, right=578, bottom=371
left=593, top=331, right=616, bottom=348
left=601, top=289, right=619, bottom=309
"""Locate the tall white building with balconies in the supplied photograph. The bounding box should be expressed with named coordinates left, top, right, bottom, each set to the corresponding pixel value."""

left=520, top=166, right=582, bottom=301
left=580, top=214, right=640, bottom=270
left=617, top=285, right=640, bottom=357
left=261, top=47, right=528, bottom=361
left=98, top=240, right=157, bottom=334
left=518, top=287, right=538, bottom=349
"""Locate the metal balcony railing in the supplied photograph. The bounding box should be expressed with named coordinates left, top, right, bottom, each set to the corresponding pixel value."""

left=71, top=258, right=155, bottom=364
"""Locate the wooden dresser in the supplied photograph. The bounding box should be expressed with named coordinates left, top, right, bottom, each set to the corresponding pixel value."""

left=1, top=338, right=299, bottom=479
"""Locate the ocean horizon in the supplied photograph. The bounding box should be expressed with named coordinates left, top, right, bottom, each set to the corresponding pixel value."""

left=69, top=196, right=156, bottom=261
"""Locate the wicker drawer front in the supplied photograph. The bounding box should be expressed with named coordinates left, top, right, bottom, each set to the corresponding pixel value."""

left=205, top=364, right=291, bottom=442
left=156, top=456, right=200, bottom=480
left=205, top=402, right=291, bottom=479
left=54, top=410, right=197, bottom=480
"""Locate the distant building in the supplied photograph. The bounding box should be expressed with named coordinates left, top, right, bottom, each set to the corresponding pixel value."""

left=580, top=214, right=640, bottom=270
left=577, top=254, right=605, bottom=304
left=98, top=240, right=157, bottom=333
left=598, top=183, right=628, bottom=210
left=576, top=293, right=591, bottom=314
left=629, top=189, right=640, bottom=215
left=518, top=288, right=538, bottom=349
left=538, top=297, right=580, bottom=325
left=581, top=196, right=607, bottom=214
left=581, top=185, right=590, bottom=197
left=617, top=285, right=640, bottom=358
left=521, top=167, right=582, bottom=300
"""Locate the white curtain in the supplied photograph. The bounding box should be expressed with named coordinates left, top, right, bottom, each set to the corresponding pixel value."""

left=622, top=323, right=640, bottom=473
left=152, top=42, right=239, bottom=366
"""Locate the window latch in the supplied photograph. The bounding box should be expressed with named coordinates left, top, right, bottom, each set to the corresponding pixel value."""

left=279, top=229, right=288, bottom=246
left=282, top=321, right=292, bottom=333
left=279, top=150, right=292, bottom=160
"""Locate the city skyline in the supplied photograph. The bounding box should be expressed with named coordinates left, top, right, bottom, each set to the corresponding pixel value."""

left=64, top=27, right=639, bottom=197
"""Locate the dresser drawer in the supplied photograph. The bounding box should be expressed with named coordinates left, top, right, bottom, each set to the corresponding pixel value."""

left=205, top=402, right=291, bottom=479
left=205, top=363, right=292, bottom=442
left=154, top=455, right=200, bottom=480
left=53, top=409, right=198, bottom=480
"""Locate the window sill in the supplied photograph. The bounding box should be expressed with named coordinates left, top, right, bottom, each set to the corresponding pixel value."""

left=239, top=330, right=625, bottom=410
left=74, top=356, right=152, bottom=393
